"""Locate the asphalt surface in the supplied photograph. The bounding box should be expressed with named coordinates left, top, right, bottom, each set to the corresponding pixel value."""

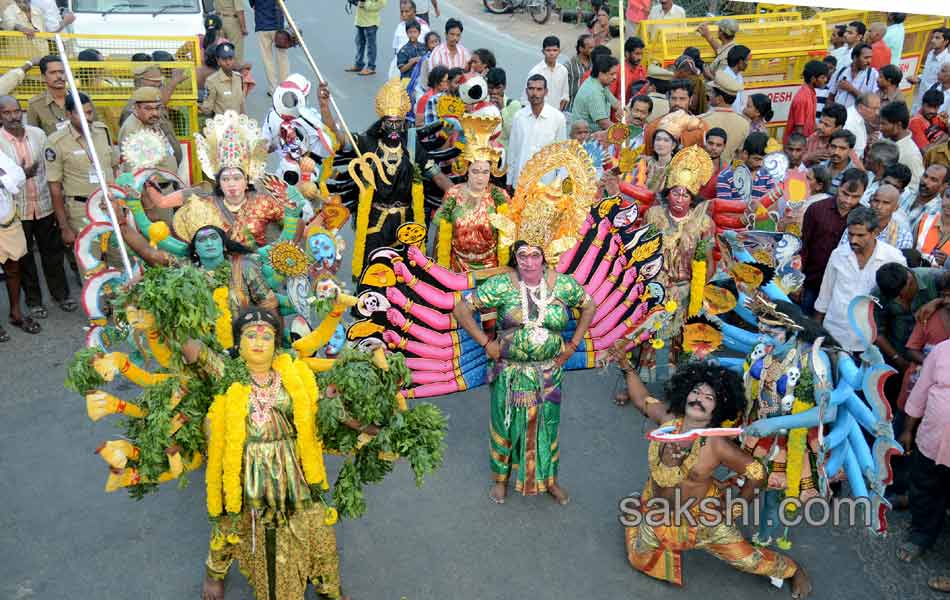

left=2, top=1, right=949, bottom=598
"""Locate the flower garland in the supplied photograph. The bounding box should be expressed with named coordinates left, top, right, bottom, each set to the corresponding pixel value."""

left=519, top=278, right=553, bottom=346
left=436, top=217, right=453, bottom=268
left=205, top=394, right=227, bottom=517
left=494, top=199, right=509, bottom=266
left=411, top=181, right=425, bottom=235
left=351, top=187, right=374, bottom=279
left=212, top=287, right=234, bottom=350
left=222, top=383, right=250, bottom=515
left=688, top=240, right=708, bottom=318
left=784, top=366, right=815, bottom=508
left=274, top=354, right=329, bottom=489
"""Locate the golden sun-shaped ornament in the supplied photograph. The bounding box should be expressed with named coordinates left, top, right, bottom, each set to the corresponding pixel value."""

left=269, top=241, right=312, bottom=278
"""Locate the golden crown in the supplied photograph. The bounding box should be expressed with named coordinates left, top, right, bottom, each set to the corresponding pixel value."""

left=665, top=145, right=713, bottom=195
left=172, top=194, right=228, bottom=243
left=195, top=110, right=268, bottom=182
left=375, top=78, right=412, bottom=118
left=488, top=141, right=597, bottom=264
left=459, top=113, right=504, bottom=174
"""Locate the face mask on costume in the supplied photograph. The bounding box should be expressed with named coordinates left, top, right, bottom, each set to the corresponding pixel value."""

left=195, top=229, right=225, bottom=263
left=381, top=117, right=405, bottom=145
left=239, top=324, right=277, bottom=371
left=668, top=186, right=691, bottom=217
left=758, top=323, right=789, bottom=348
left=327, top=324, right=346, bottom=356
left=357, top=291, right=390, bottom=317
left=308, top=233, right=337, bottom=265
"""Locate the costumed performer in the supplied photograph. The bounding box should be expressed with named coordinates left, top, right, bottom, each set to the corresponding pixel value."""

left=450, top=143, right=598, bottom=506
left=433, top=112, right=510, bottom=271
left=613, top=357, right=812, bottom=598
left=319, top=78, right=455, bottom=278
left=140, top=111, right=302, bottom=248
left=198, top=306, right=355, bottom=600
left=637, top=145, right=713, bottom=378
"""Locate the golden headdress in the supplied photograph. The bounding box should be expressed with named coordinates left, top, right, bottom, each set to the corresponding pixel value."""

left=665, top=145, right=713, bottom=195
left=745, top=292, right=803, bottom=332
left=195, top=110, right=268, bottom=182
left=375, top=78, right=412, bottom=118
left=488, top=140, right=597, bottom=264
left=172, top=194, right=228, bottom=243
left=459, top=113, right=505, bottom=176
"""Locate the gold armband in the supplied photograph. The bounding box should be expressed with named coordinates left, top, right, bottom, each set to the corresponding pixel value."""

left=645, top=396, right=661, bottom=406
left=743, top=460, right=766, bottom=480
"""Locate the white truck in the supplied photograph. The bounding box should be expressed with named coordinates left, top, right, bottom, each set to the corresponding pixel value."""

left=65, top=0, right=208, bottom=52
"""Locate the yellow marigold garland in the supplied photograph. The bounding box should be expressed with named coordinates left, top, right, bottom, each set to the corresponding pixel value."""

left=351, top=187, right=373, bottom=279
left=784, top=398, right=812, bottom=509
left=436, top=217, right=453, bottom=268
left=273, top=355, right=329, bottom=489
left=319, top=155, right=334, bottom=199
left=212, top=287, right=234, bottom=350
left=688, top=241, right=708, bottom=317
left=222, top=383, right=250, bottom=515
left=205, top=394, right=227, bottom=517
left=411, top=180, right=425, bottom=233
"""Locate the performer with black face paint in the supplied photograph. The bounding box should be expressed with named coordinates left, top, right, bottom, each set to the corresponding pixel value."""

left=317, top=79, right=456, bottom=277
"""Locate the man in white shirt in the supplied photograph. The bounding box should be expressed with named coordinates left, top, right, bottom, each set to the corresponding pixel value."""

left=908, top=27, right=950, bottom=113
left=829, top=44, right=879, bottom=109
left=507, top=74, right=567, bottom=188
left=721, top=45, right=750, bottom=114
left=0, top=148, right=39, bottom=336
left=524, top=36, right=569, bottom=111
left=388, top=0, right=430, bottom=79
left=815, top=205, right=906, bottom=352
left=412, top=0, right=439, bottom=23
left=881, top=100, right=925, bottom=191
left=647, top=0, right=686, bottom=20
left=832, top=20, right=867, bottom=73
left=844, top=92, right=881, bottom=159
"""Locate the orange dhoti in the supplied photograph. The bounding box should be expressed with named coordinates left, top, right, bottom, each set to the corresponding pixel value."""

left=625, top=483, right=798, bottom=586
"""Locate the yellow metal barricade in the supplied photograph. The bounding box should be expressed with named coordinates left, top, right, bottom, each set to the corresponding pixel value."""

left=0, top=30, right=202, bottom=184
left=637, top=11, right=803, bottom=65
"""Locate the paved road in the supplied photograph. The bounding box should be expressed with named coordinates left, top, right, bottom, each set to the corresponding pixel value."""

left=2, top=1, right=949, bottom=599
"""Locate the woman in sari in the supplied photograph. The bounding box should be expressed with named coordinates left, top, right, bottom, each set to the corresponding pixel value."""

left=630, top=128, right=679, bottom=193
left=433, top=113, right=509, bottom=271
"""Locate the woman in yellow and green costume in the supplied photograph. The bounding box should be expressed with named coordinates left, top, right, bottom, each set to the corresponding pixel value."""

left=433, top=113, right=510, bottom=271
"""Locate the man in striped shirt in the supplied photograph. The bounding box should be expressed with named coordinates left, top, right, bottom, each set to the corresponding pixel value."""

left=425, top=18, right=471, bottom=72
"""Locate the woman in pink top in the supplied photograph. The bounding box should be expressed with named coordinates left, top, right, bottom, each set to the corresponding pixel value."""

left=896, top=338, right=950, bottom=566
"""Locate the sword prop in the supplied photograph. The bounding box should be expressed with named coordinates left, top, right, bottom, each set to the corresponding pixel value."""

left=54, top=34, right=135, bottom=280
left=646, top=425, right=744, bottom=442
left=275, top=0, right=389, bottom=195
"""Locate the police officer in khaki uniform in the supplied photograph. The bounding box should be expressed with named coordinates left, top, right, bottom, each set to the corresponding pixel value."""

left=118, top=86, right=180, bottom=226
left=213, top=0, right=247, bottom=63
left=699, top=70, right=750, bottom=164
left=45, top=92, right=118, bottom=278
left=26, top=56, right=69, bottom=136
left=201, top=43, right=246, bottom=117
left=118, top=64, right=186, bottom=168
left=118, top=86, right=180, bottom=175
left=645, top=64, right=673, bottom=124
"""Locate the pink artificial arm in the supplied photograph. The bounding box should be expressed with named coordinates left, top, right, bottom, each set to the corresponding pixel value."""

left=583, top=235, right=620, bottom=295
left=590, top=282, right=645, bottom=338
left=571, top=219, right=610, bottom=285
left=406, top=246, right=475, bottom=292
left=556, top=214, right=596, bottom=273
left=404, top=381, right=464, bottom=399
left=387, top=308, right=459, bottom=348
left=387, top=287, right=455, bottom=331
left=383, top=331, right=455, bottom=361
left=593, top=269, right=640, bottom=322
left=393, top=261, right=460, bottom=311
left=591, top=257, right=631, bottom=305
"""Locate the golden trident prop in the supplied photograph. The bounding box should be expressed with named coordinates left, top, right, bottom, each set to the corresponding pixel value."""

left=275, top=0, right=388, bottom=196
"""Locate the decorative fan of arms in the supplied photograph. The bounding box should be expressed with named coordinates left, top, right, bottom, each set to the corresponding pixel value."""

left=344, top=195, right=672, bottom=399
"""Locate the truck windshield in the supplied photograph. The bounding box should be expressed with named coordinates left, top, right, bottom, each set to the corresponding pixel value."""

left=72, top=0, right=200, bottom=13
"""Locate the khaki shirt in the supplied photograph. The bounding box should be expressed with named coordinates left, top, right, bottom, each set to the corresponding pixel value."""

left=45, top=122, right=118, bottom=198
left=214, top=0, right=241, bottom=16
left=202, top=70, right=245, bottom=116
left=118, top=113, right=179, bottom=173
left=646, top=93, right=670, bottom=124
left=27, top=91, right=68, bottom=137
left=700, top=107, right=751, bottom=164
